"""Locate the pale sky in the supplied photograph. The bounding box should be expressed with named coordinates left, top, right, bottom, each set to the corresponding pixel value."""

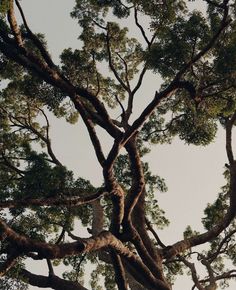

left=11, top=1, right=236, bottom=289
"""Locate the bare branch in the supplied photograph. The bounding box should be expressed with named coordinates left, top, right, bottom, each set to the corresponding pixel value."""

left=226, top=112, right=236, bottom=165
left=179, top=257, right=205, bottom=290
left=145, top=218, right=166, bottom=249
left=74, top=96, right=106, bottom=165
left=46, top=259, right=55, bottom=276
left=7, top=0, right=23, bottom=46
left=134, top=7, right=150, bottom=47
left=19, top=269, right=89, bottom=290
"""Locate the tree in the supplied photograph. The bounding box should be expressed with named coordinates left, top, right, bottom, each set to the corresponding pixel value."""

left=0, top=0, right=236, bottom=289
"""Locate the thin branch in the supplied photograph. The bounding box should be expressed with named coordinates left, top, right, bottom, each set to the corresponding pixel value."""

left=106, top=24, right=130, bottom=92
left=207, top=229, right=236, bottom=263
left=115, top=94, right=126, bottom=121
left=116, top=52, right=131, bottom=94
left=131, top=65, right=147, bottom=97
left=201, top=257, right=217, bottom=289
left=73, top=96, right=106, bottom=165
left=174, top=0, right=231, bottom=81
left=145, top=218, right=166, bottom=249
left=204, top=0, right=225, bottom=9
left=55, top=227, right=66, bottom=245
left=46, top=259, right=55, bottom=276
left=121, top=3, right=231, bottom=146
left=0, top=155, right=25, bottom=176
left=126, top=65, right=148, bottom=122
left=179, top=257, right=205, bottom=290
left=198, top=269, right=236, bottom=286
left=144, top=114, right=185, bottom=141
left=92, top=19, right=107, bottom=30
left=15, top=0, right=55, bottom=68
left=0, top=252, right=19, bottom=277
left=0, top=188, right=106, bottom=209
left=134, top=7, right=150, bottom=47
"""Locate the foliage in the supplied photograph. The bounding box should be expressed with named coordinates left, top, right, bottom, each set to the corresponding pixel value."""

left=0, top=0, right=236, bottom=290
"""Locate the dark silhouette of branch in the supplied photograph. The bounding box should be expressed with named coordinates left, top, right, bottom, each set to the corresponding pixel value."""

left=15, top=0, right=55, bottom=68
left=7, top=0, right=23, bottom=47
left=0, top=223, right=170, bottom=290
left=110, top=251, right=128, bottom=290
left=0, top=189, right=106, bottom=209
left=226, top=112, right=236, bottom=165
left=145, top=218, right=166, bottom=249
left=0, top=153, right=25, bottom=176
left=19, top=269, right=89, bottom=290
left=0, top=252, right=19, bottom=277
left=134, top=7, right=151, bottom=47
left=207, top=229, right=236, bottom=263
left=106, top=24, right=130, bottom=92
left=179, top=257, right=205, bottom=290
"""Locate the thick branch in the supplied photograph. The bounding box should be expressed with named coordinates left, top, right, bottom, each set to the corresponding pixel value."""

left=226, top=112, right=236, bottom=165
left=20, top=269, right=88, bottom=290
left=110, top=251, right=128, bottom=290
left=0, top=224, right=170, bottom=290
left=7, top=0, right=23, bottom=46
left=91, top=199, right=104, bottom=235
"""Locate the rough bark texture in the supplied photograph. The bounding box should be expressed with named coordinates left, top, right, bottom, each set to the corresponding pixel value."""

left=0, top=1, right=234, bottom=290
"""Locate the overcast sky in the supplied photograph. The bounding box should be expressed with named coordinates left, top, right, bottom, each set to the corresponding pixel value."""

left=13, top=1, right=236, bottom=289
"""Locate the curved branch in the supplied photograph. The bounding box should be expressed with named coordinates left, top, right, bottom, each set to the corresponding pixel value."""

left=134, top=7, right=150, bottom=47
left=19, top=269, right=88, bottom=290
left=180, top=257, right=205, bottom=290
left=163, top=163, right=236, bottom=259
left=0, top=153, right=25, bottom=176
left=106, top=24, right=130, bottom=92
left=226, top=112, right=236, bottom=165
left=0, top=224, right=170, bottom=290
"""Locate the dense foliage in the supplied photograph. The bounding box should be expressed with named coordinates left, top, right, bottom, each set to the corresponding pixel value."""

left=0, top=0, right=236, bottom=289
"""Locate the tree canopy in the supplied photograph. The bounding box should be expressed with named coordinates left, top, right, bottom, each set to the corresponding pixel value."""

left=0, top=0, right=236, bottom=289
